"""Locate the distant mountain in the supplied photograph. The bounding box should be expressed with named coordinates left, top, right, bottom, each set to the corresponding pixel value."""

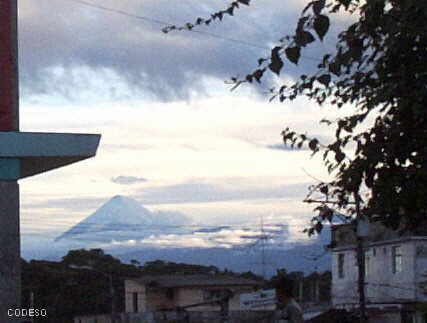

left=48, top=195, right=332, bottom=275
left=116, top=243, right=331, bottom=277
left=110, top=225, right=332, bottom=276
left=54, top=195, right=191, bottom=242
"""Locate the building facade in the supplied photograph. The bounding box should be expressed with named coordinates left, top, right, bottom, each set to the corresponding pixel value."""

left=331, top=222, right=427, bottom=322
left=125, top=274, right=262, bottom=313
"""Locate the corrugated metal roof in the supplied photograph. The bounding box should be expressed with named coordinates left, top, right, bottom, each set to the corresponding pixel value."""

left=131, top=274, right=262, bottom=288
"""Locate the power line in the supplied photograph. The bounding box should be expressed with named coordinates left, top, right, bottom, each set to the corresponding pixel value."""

left=63, top=0, right=268, bottom=50
left=60, top=0, right=322, bottom=61
left=66, top=0, right=171, bottom=25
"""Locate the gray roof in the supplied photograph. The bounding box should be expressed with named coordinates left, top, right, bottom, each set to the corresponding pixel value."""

left=131, top=274, right=262, bottom=288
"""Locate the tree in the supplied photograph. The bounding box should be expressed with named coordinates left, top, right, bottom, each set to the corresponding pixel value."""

left=164, top=0, right=427, bottom=233
left=61, top=248, right=121, bottom=270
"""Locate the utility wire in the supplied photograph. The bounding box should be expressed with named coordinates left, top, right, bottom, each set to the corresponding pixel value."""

left=64, top=0, right=268, bottom=50
left=61, top=0, right=322, bottom=61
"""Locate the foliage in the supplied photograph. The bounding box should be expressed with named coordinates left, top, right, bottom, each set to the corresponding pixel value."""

left=22, top=250, right=141, bottom=322
left=61, top=248, right=121, bottom=269
left=22, top=249, right=263, bottom=321
left=164, top=0, right=427, bottom=233
left=269, top=269, right=331, bottom=302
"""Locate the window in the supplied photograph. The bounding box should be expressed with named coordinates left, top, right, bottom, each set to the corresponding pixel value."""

left=132, top=292, right=138, bottom=312
left=338, top=253, right=345, bottom=278
left=364, top=250, right=370, bottom=277
left=203, top=289, right=226, bottom=301
left=166, top=288, right=175, bottom=300
left=392, top=246, right=402, bottom=274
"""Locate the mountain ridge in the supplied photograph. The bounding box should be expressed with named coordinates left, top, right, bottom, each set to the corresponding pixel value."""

left=54, top=195, right=190, bottom=242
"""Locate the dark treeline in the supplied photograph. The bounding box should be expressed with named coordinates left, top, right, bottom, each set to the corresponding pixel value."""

left=21, top=248, right=330, bottom=322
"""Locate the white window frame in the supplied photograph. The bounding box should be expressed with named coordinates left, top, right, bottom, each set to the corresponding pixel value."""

left=392, top=245, right=402, bottom=274
left=338, top=253, right=345, bottom=278
left=364, top=250, right=370, bottom=278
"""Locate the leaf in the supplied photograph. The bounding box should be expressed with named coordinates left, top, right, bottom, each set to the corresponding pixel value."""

left=285, top=46, right=301, bottom=65
left=297, top=16, right=310, bottom=32
left=324, top=208, right=333, bottom=222
left=313, top=15, right=330, bottom=41
left=238, top=0, right=250, bottom=5
left=312, top=0, right=326, bottom=15
left=329, top=62, right=341, bottom=76
left=320, top=185, right=328, bottom=195
left=252, top=69, right=265, bottom=83
left=315, top=222, right=323, bottom=233
left=226, top=6, right=234, bottom=16
left=268, top=46, right=284, bottom=75
left=317, top=74, right=331, bottom=86
left=335, top=151, right=345, bottom=163
left=308, top=139, right=319, bottom=151
left=295, top=30, right=316, bottom=47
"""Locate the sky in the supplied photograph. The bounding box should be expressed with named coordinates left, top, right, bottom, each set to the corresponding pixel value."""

left=16, top=0, right=355, bottom=252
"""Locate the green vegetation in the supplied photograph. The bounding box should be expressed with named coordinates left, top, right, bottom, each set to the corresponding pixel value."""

left=21, top=249, right=266, bottom=322
left=165, top=0, right=427, bottom=233
left=22, top=249, right=330, bottom=322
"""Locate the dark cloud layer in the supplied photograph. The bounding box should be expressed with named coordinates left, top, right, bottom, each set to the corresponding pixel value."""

left=18, top=0, right=340, bottom=102
left=137, top=180, right=310, bottom=205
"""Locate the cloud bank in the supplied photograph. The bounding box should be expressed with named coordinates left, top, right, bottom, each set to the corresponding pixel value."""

left=19, top=0, right=338, bottom=102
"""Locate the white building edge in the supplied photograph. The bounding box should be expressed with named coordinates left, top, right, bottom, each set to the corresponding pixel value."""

left=330, top=222, right=427, bottom=323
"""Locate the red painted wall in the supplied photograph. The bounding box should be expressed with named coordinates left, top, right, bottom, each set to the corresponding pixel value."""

left=0, top=0, right=19, bottom=131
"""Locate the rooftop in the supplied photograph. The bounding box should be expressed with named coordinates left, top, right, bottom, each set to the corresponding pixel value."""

left=331, top=221, right=427, bottom=248
left=129, top=274, right=262, bottom=288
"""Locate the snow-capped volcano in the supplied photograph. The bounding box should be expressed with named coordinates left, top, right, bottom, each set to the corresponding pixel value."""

left=55, top=195, right=191, bottom=242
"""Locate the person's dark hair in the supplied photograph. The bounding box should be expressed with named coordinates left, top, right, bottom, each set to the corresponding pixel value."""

left=275, top=276, right=295, bottom=298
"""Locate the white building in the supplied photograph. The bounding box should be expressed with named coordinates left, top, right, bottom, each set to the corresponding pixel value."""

left=330, top=222, right=427, bottom=322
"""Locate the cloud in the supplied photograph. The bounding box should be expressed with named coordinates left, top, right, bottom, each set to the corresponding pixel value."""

left=111, top=176, right=148, bottom=185
left=136, top=178, right=310, bottom=205
left=21, top=197, right=105, bottom=212
left=18, top=0, right=338, bottom=102
left=266, top=143, right=305, bottom=151
left=108, top=225, right=292, bottom=249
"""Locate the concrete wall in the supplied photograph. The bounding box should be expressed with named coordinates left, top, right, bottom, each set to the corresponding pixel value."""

left=125, top=281, right=256, bottom=313
left=332, top=238, right=427, bottom=306
left=125, top=280, right=146, bottom=313
left=175, top=288, right=212, bottom=311
left=145, top=287, right=175, bottom=311
left=75, top=310, right=275, bottom=323
left=415, top=241, right=427, bottom=302
left=0, top=182, right=21, bottom=322
left=331, top=248, right=358, bottom=305
left=175, top=286, right=254, bottom=311
left=368, top=312, right=401, bottom=323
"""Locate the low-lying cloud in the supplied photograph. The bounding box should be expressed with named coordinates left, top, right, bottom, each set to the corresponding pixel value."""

left=111, top=176, right=148, bottom=185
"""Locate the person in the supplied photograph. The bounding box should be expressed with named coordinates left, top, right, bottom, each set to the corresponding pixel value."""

left=273, top=276, right=304, bottom=323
